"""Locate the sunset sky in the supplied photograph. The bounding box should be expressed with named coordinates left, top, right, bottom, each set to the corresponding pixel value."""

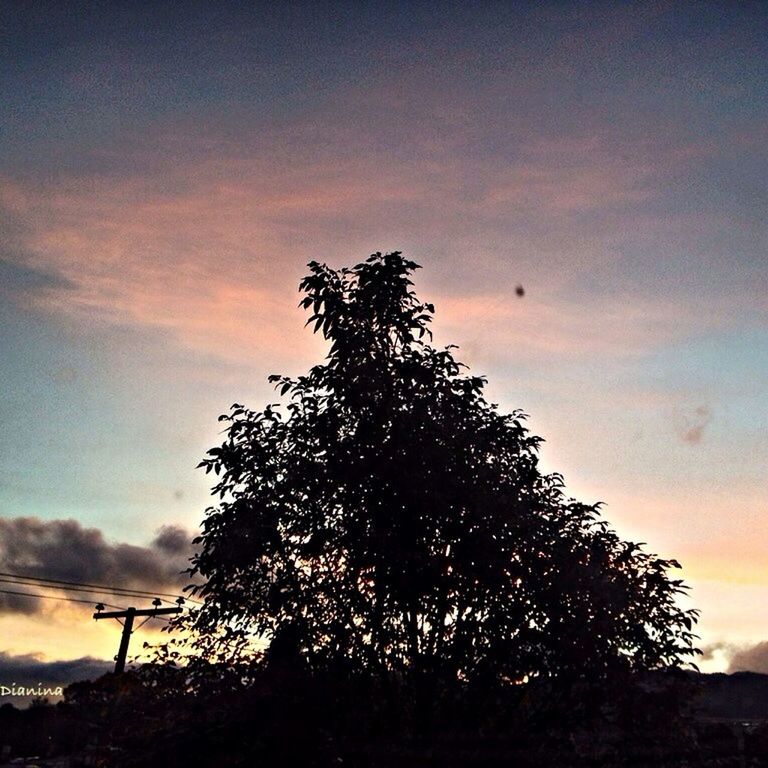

left=1, top=1, right=767, bottom=687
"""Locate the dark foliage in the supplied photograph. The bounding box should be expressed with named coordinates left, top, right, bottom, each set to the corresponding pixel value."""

left=8, top=671, right=768, bottom=767
left=178, top=251, right=697, bottom=697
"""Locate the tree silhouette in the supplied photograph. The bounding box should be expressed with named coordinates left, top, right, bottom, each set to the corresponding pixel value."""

left=186, top=251, right=697, bottom=691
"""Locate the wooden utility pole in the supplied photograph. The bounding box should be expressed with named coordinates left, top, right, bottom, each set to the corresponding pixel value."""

left=93, top=604, right=182, bottom=673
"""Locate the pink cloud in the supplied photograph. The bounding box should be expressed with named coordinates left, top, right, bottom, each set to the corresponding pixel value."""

left=434, top=290, right=723, bottom=363
left=0, top=90, right=743, bottom=371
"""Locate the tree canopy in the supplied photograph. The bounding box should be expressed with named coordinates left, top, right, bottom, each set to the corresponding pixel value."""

left=186, top=251, right=697, bottom=689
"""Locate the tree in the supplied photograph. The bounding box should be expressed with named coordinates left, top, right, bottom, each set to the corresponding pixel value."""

left=185, top=251, right=697, bottom=690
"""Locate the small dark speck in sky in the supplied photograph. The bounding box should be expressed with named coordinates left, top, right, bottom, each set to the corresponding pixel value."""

left=515, top=285, right=525, bottom=297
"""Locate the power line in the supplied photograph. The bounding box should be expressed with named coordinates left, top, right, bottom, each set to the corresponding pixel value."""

left=135, top=613, right=176, bottom=630
left=0, top=577, right=180, bottom=606
left=0, top=569, right=193, bottom=601
left=0, top=570, right=202, bottom=605
left=0, top=587, right=124, bottom=610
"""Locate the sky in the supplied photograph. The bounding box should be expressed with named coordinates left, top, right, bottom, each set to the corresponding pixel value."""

left=0, top=1, right=766, bottom=692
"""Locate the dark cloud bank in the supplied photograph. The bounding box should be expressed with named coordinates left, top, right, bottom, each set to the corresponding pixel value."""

left=700, top=641, right=768, bottom=675
left=729, top=642, right=768, bottom=675
left=0, top=652, right=111, bottom=706
left=0, top=516, right=194, bottom=614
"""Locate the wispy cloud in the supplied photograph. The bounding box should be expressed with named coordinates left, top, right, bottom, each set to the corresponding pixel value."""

left=435, top=291, right=718, bottom=363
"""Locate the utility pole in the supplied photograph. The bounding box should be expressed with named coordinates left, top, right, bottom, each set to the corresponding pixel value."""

left=94, top=602, right=183, bottom=673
